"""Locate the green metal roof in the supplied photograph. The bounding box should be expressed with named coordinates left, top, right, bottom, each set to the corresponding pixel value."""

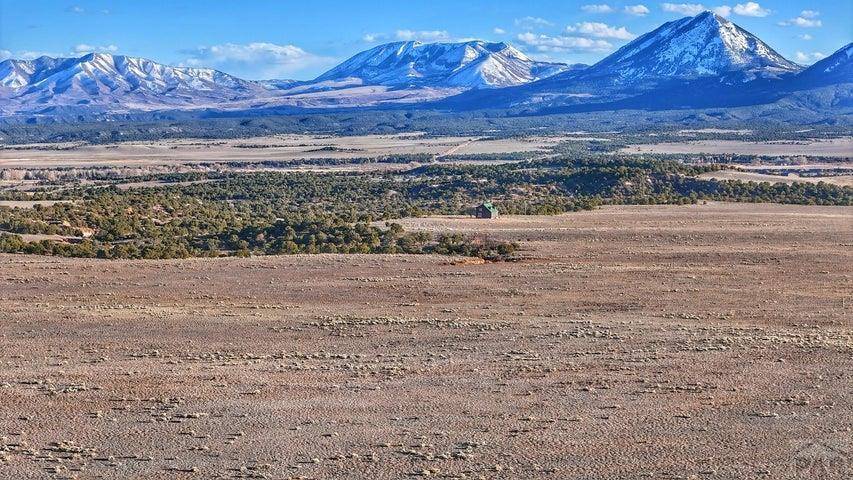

left=480, top=202, right=498, bottom=213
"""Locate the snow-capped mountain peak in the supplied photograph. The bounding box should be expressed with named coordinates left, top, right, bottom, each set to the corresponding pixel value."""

left=584, top=11, right=801, bottom=83
left=0, top=52, right=264, bottom=114
left=314, top=40, right=568, bottom=88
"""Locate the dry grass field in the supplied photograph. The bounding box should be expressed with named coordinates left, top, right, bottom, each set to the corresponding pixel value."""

left=0, top=200, right=74, bottom=209
left=0, top=204, right=853, bottom=479
left=1, top=202, right=851, bottom=479
left=620, top=137, right=853, bottom=157
left=0, top=134, right=564, bottom=169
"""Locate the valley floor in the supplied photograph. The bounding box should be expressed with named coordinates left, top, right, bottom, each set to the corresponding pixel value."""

left=619, top=137, right=853, bottom=157
left=1, top=202, right=851, bottom=479
left=0, top=134, right=560, bottom=169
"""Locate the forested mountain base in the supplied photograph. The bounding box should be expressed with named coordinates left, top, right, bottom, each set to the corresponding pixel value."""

left=3, top=111, right=852, bottom=145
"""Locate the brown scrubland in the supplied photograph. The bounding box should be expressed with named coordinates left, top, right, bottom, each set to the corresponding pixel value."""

left=1, top=202, right=850, bottom=479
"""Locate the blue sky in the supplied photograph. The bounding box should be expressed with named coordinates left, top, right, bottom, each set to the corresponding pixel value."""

left=1, top=1, right=850, bottom=80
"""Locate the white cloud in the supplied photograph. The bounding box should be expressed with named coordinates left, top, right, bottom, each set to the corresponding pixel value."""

left=732, top=2, right=769, bottom=17
left=779, top=12, right=822, bottom=28
left=661, top=3, right=767, bottom=18
left=514, top=16, right=554, bottom=29
left=517, top=32, right=613, bottom=53
left=798, top=34, right=813, bottom=41
left=73, top=44, right=119, bottom=54
left=713, top=6, right=732, bottom=17
left=624, top=5, right=651, bottom=16
left=566, top=22, right=636, bottom=40
left=787, top=18, right=821, bottom=27
left=66, top=5, right=109, bottom=15
left=795, top=51, right=826, bottom=63
left=581, top=4, right=615, bottom=13
left=363, top=29, right=474, bottom=44
left=0, top=49, right=12, bottom=61
left=493, top=27, right=506, bottom=35
left=361, top=33, right=386, bottom=43
left=661, top=3, right=706, bottom=16
left=182, top=42, right=334, bottom=80
left=395, top=30, right=451, bottom=42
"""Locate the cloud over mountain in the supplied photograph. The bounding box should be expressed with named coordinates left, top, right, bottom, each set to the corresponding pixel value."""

left=566, top=22, right=636, bottom=40
left=624, top=5, right=651, bottom=16
left=517, top=33, right=613, bottom=53
left=395, top=30, right=452, bottom=42
left=732, top=2, right=770, bottom=17
left=662, top=3, right=708, bottom=16
left=181, top=42, right=334, bottom=79
left=581, top=4, right=615, bottom=14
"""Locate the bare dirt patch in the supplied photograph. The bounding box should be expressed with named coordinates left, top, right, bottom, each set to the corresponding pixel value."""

left=0, top=200, right=74, bottom=208
left=1, top=203, right=850, bottom=479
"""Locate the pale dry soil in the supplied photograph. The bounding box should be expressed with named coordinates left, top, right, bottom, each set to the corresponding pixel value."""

left=0, top=134, right=564, bottom=169
left=698, top=170, right=853, bottom=187
left=0, top=200, right=74, bottom=209
left=1, top=203, right=851, bottom=479
left=621, top=137, right=853, bottom=157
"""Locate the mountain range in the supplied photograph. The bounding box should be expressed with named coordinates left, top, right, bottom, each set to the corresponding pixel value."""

left=0, top=53, right=266, bottom=116
left=0, top=12, right=850, bottom=121
left=439, top=12, right=837, bottom=111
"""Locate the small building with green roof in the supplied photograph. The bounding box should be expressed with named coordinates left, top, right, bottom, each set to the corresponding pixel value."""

left=474, top=201, right=498, bottom=219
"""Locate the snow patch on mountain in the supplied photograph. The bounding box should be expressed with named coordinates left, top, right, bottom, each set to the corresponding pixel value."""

left=0, top=53, right=266, bottom=114
left=584, top=11, right=801, bottom=83
left=813, top=43, right=852, bottom=74
left=790, top=42, right=853, bottom=88
left=315, top=40, right=569, bottom=89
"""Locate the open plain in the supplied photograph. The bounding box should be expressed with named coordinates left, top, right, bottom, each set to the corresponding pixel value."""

left=620, top=137, right=853, bottom=157
left=1, top=202, right=851, bottom=479
left=0, top=134, right=563, bottom=169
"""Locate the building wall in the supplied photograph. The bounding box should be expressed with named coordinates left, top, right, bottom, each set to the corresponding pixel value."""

left=475, top=206, right=496, bottom=218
